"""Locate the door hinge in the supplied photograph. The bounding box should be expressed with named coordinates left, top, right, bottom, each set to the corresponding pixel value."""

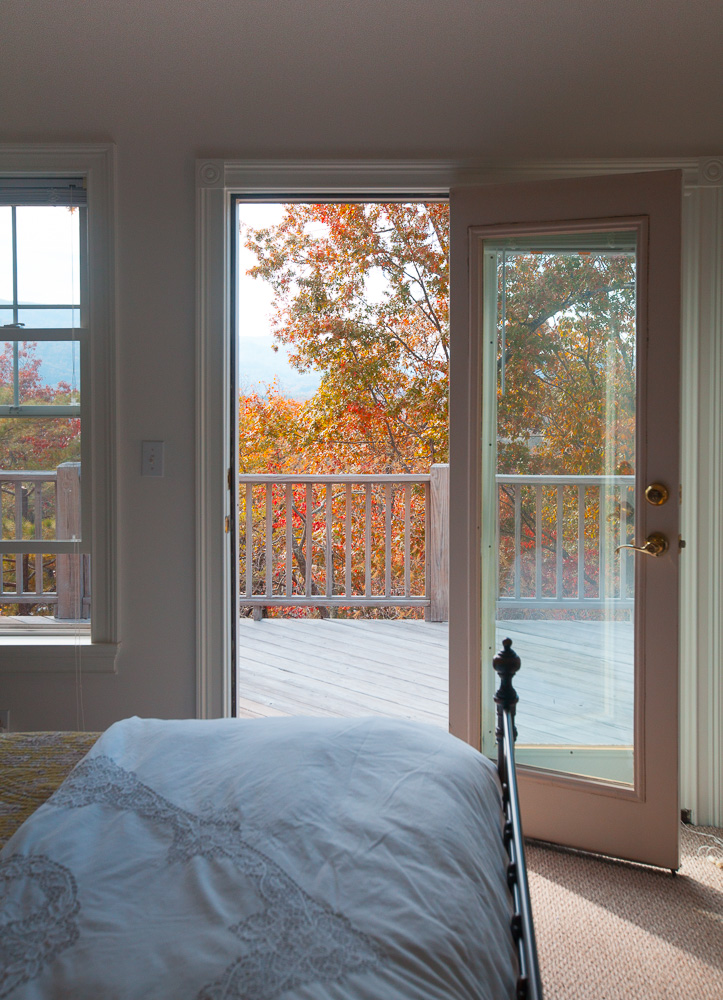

left=227, top=468, right=233, bottom=490
left=224, top=515, right=230, bottom=533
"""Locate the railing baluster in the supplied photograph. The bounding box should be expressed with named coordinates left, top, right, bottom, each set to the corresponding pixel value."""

left=385, top=482, right=392, bottom=598
left=345, top=484, right=352, bottom=598
left=34, top=481, right=42, bottom=595
left=14, top=482, right=22, bottom=600
left=577, top=484, right=585, bottom=600
left=535, top=485, right=542, bottom=600
left=305, top=483, right=312, bottom=597
left=325, top=483, right=333, bottom=598
left=425, top=481, right=431, bottom=620
left=404, top=483, right=411, bottom=597
left=1, top=481, right=4, bottom=598
left=285, top=484, right=292, bottom=598
left=495, top=481, right=501, bottom=600
left=556, top=486, right=564, bottom=600
left=598, top=481, right=606, bottom=602
left=619, top=481, right=627, bottom=601
left=365, top=483, right=371, bottom=597
left=245, top=484, right=252, bottom=597
left=265, top=483, right=273, bottom=598
left=514, top=485, right=521, bottom=601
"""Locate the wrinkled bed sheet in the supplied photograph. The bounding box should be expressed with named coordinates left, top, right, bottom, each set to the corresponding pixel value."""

left=0, top=716, right=515, bottom=1000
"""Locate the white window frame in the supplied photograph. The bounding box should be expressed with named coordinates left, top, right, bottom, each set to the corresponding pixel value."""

left=0, top=144, right=118, bottom=671
left=196, top=156, right=723, bottom=826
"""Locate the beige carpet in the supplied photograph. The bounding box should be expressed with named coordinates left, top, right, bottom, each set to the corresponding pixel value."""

left=526, top=826, right=723, bottom=999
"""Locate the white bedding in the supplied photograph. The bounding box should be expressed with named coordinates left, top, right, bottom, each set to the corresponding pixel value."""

left=0, top=716, right=516, bottom=1000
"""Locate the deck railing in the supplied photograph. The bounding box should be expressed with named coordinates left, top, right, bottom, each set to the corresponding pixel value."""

left=239, top=467, right=449, bottom=620
left=239, top=469, right=635, bottom=619
left=0, top=462, right=90, bottom=618
left=497, top=474, right=635, bottom=609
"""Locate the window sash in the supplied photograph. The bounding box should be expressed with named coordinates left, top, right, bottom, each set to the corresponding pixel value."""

left=0, top=196, right=89, bottom=554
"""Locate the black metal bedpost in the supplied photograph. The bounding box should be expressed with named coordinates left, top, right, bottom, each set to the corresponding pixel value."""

left=493, top=637, right=520, bottom=782
left=492, top=638, right=543, bottom=1000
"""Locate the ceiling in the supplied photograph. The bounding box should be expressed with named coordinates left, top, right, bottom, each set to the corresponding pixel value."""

left=3, top=0, right=722, bottom=160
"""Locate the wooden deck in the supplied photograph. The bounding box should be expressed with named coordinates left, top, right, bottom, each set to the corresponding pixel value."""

left=237, top=617, right=634, bottom=746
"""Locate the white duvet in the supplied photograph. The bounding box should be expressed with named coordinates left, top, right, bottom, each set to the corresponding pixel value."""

left=0, top=716, right=516, bottom=1000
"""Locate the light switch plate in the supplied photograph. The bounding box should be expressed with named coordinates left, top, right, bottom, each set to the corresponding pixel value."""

left=142, top=441, right=164, bottom=477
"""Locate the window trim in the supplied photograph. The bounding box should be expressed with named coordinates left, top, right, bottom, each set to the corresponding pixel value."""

left=196, top=155, right=723, bottom=827
left=0, top=143, right=118, bottom=667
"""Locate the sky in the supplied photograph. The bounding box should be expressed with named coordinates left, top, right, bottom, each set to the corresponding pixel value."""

left=237, top=203, right=322, bottom=400
left=0, top=205, right=80, bottom=394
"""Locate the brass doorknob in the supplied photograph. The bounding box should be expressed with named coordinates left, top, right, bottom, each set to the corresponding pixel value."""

left=616, top=532, right=669, bottom=557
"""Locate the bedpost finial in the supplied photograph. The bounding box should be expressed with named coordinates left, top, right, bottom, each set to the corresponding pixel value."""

left=493, top=638, right=520, bottom=712
left=494, top=638, right=521, bottom=673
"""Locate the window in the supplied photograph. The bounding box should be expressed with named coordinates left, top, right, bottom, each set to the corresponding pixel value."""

left=0, top=179, right=88, bottom=628
left=0, top=145, right=117, bottom=669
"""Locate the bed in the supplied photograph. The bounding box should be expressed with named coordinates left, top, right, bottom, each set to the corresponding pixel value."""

left=0, top=640, right=541, bottom=1000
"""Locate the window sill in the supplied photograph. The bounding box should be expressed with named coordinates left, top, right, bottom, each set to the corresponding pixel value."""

left=0, top=638, right=119, bottom=672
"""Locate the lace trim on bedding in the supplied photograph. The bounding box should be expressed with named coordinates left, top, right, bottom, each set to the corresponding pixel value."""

left=0, top=855, right=80, bottom=999
left=49, top=755, right=382, bottom=999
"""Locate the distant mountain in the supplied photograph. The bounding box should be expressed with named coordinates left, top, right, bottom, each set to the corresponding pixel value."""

left=0, top=304, right=80, bottom=389
left=2, top=306, right=320, bottom=401
left=33, top=341, right=81, bottom=389
left=238, top=336, right=321, bottom=400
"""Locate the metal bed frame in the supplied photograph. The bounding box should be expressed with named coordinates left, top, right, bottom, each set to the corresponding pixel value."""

left=494, top=638, right=543, bottom=1000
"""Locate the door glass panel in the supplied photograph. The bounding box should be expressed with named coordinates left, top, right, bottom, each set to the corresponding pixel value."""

left=483, top=230, right=637, bottom=784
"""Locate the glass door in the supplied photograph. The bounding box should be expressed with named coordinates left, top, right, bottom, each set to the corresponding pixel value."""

left=449, top=171, right=681, bottom=868
left=481, top=228, right=639, bottom=785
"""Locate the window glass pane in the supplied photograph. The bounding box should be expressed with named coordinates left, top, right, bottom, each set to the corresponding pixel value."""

left=1, top=478, right=61, bottom=541
left=0, top=417, right=80, bottom=474
left=1, top=341, right=80, bottom=406
left=0, top=207, right=11, bottom=304
left=0, top=439, right=81, bottom=548
left=0, top=308, right=13, bottom=326
left=0, top=551, right=90, bottom=623
left=17, top=307, right=81, bottom=329
left=16, top=206, right=80, bottom=306
left=2, top=552, right=61, bottom=612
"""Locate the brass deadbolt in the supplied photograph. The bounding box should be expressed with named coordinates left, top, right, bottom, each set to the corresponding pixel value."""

left=645, top=482, right=669, bottom=506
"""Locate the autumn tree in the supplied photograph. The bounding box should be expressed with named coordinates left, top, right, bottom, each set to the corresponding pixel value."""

left=0, top=341, right=81, bottom=470
left=244, top=203, right=449, bottom=475
left=495, top=249, right=636, bottom=477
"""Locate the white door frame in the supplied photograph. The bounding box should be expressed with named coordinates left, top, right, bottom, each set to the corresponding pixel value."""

left=195, top=155, right=723, bottom=827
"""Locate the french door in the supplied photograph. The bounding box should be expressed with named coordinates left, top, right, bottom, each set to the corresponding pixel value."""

left=449, top=171, right=681, bottom=869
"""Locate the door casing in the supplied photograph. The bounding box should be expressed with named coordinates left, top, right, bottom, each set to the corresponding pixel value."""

left=195, top=156, right=723, bottom=831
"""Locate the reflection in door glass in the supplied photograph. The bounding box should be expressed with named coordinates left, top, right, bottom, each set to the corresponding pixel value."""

left=485, top=232, right=637, bottom=784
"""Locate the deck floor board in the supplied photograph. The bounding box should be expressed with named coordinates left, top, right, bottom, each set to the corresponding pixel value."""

left=237, top=618, right=634, bottom=745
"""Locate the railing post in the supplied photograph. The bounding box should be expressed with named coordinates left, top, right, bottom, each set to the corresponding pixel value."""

left=430, top=464, right=449, bottom=622
left=55, top=462, right=86, bottom=620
